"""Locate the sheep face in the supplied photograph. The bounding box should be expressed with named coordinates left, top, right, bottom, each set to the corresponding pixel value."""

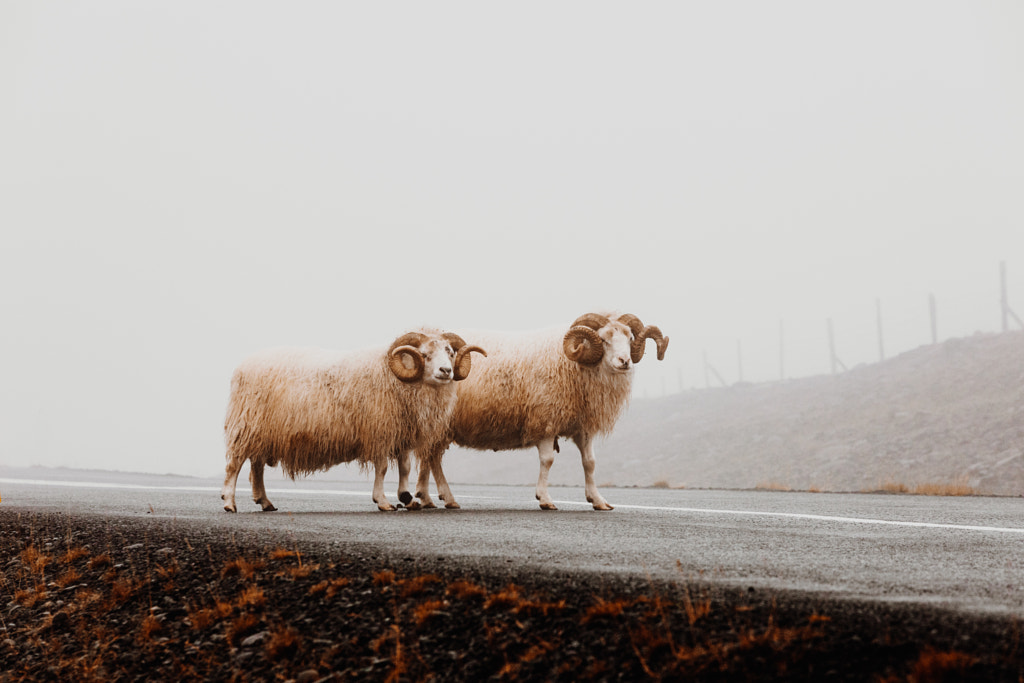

left=563, top=315, right=634, bottom=373
left=420, top=338, right=457, bottom=385
left=563, top=312, right=669, bottom=369
left=597, top=320, right=635, bottom=374
left=388, top=331, right=485, bottom=385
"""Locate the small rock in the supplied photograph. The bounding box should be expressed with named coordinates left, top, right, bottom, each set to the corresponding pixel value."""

left=296, top=670, right=320, bottom=683
left=241, top=631, right=268, bottom=648
left=124, top=544, right=144, bottom=550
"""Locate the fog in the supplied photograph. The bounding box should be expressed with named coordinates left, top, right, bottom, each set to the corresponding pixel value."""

left=2, top=2, right=1023, bottom=477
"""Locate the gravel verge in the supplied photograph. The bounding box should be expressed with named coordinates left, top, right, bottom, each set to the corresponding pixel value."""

left=2, top=508, right=1022, bottom=681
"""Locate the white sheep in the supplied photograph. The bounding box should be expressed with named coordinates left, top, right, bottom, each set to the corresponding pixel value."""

left=221, top=329, right=485, bottom=512
left=413, top=312, right=668, bottom=511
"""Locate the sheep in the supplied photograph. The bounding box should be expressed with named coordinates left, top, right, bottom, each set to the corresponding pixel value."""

left=413, top=312, right=668, bottom=511
left=220, top=329, right=486, bottom=513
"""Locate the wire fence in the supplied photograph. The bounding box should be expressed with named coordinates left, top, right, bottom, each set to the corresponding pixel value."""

left=638, top=261, right=1023, bottom=398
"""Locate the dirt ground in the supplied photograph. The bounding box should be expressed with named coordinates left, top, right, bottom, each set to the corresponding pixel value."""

left=3, top=509, right=1022, bottom=682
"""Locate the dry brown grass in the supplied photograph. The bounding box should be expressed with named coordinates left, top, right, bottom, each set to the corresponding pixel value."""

left=188, top=600, right=233, bottom=631
left=309, top=577, right=350, bottom=598
left=268, top=547, right=300, bottom=561
left=221, top=556, right=265, bottom=580
left=54, top=567, right=82, bottom=588
left=20, top=546, right=51, bottom=575
left=226, top=612, right=261, bottom=646
left=236, top=585, right=266, bottom=609
left=483, top=584, right=523, bottom=611
left=446, top=579, right=488, bottom=600
left=869, top=475, right=978, bottom=496
left=265, top=625, right=301, bottom=661
left=878, top=647, right=977, bottom=682
left=398, top=574, right=441, bottom=599
left=755, top=481, right=792, bottom=492
left=372, top=569, right=397, bottom=586
left=582, top=596, right=631, bottom=624
left=137, top=613, right=163, bottom=644
left=912, top=475, right=978, bottom=496
left=412, top=599, right=448, bottom=627
left=61, top=546, right=90, bottom=564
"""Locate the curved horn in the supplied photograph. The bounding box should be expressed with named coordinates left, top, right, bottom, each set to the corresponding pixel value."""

left=642, top=325, right=670, bottom=361
left=453, top=345, right=487, bottom=381
left=563, top=326, right=604, bottom=365
left=387, top=332, right=427, bottom=383
left=571, top=313, right=610, bottom=331
left=616, top=313, right=647, bottom=363
left=388, top=346, right=424, bottom=382
left=442, top=332, right=467, bottom=352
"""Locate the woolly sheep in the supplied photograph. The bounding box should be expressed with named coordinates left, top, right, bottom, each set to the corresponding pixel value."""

left=413, top=312, right=668, bottom=511
left=221, top=329, right=485, bottom=512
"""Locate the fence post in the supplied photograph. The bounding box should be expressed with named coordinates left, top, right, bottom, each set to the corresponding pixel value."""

left=1001, top=261, right=1023, bottom=331
left=828, top=318, right=847, bottom=374
left=1002, top=261, right=1009, bottom=332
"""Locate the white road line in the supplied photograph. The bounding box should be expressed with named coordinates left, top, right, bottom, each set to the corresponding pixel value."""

left=4, top=478, right=1021, bottom=534
left=552, top=499, right=1024, bottom=534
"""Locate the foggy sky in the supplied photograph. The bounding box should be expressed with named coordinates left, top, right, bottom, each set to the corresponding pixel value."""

left=2, top=2, right=1023, bottom=477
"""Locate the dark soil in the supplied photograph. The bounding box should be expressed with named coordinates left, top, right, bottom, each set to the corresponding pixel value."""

left=2, top=509, right=1022, bottom=682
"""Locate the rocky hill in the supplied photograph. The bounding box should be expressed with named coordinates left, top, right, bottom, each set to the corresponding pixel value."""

left=441, top=330, right=1024, bottom=496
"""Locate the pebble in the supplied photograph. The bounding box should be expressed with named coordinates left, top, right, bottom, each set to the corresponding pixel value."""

left=295, top=670, right=320, bottom=683
left=241, top=631, right=268, bottom=648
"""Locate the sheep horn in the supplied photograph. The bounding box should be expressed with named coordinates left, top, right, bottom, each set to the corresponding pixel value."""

left=571, top=313, right=610, bottom=331
left=643, top=325, right=670, bottom=361
left=616, top=314, right=647, bottom=363
left=442, top=332, right=468, bottom=351
left=453, top=345, right=487, bottom=381
left=563, top=326, right=604, bottom=366
left=387, top=333, right=427, bottom=383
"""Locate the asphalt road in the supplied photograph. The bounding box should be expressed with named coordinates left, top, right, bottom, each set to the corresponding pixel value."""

left=2, top=468, right=1022, bottom=617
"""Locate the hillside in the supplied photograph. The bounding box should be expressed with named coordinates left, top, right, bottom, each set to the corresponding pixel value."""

left=441, top=330, right=1024, bottom=496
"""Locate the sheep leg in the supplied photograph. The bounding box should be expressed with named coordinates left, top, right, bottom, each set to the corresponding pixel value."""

left=248, top=460, right=277, bottom=511
left=535, top=439, right=558, bottom=510
left=430, top=455, right=460, bottom=509
left=575, top=433, right=613, bottom=510
left=414, top=456, right=438, bottom=509
left=220, top=453, right=245, bottom=513
left=396, top=451, right=421, bottom=510
left=372, top=460, right=397, bottom=511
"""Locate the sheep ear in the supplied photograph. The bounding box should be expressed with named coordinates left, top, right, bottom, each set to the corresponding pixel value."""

left=389, top=346, right=425, bottom=383
left=563, top=326, right=603, bottom=366
left=453, top=345, right=487, bottom=381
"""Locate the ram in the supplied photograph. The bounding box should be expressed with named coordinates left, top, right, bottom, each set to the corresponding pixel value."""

left=221, top=329, right=485, bottom=512
left=414, top=313, right=667, bottom=510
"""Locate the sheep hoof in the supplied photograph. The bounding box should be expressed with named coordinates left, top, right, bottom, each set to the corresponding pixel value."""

left=421, top=501, right=437, bottom=509
left=223, top=504, right=237, bottom=513
left=377, top=503, right=396, bottom=511
left=444, top=501, right=461, bottom=510
left=405, top=500, right=423, bottom=511
left=593, top=502, right=614, bottom=511
left=261, top=504, right=278, bottom=512
left=539, top=502, right=558, bottom=511
left=399, top=491, right=413, bottom=505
